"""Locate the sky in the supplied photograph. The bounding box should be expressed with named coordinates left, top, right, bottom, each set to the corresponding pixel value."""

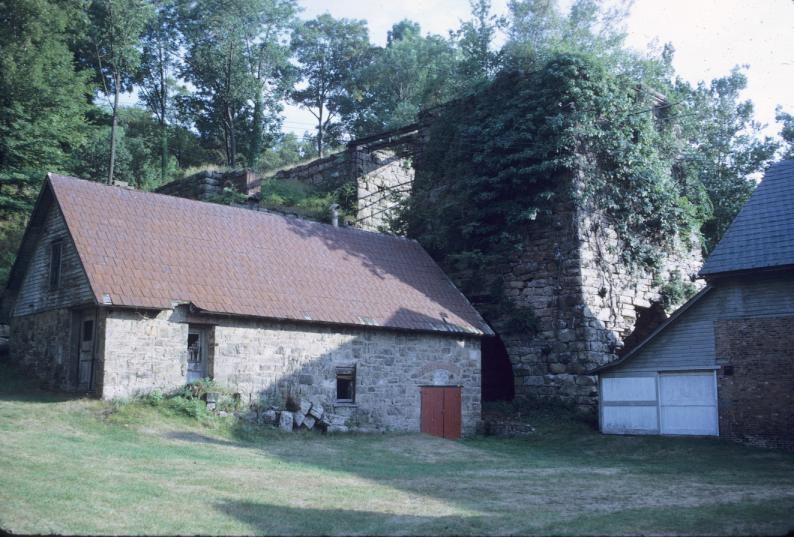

left=282, top=0, right=794, bottom=139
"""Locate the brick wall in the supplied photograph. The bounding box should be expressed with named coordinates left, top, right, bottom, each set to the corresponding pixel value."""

left=715, top=316, right=794, bottom=450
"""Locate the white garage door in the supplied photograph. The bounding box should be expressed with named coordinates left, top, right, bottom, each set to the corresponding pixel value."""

left=659, top=372, right=718, bottom=436
left=601, top=376, right=658, bottom=434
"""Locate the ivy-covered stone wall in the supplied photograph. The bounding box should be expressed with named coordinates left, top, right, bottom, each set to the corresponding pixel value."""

left=469, top=170, right=703, bottom=412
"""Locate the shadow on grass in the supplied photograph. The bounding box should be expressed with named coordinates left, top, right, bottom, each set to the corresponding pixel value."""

left=162, top=430, right=239, bottom=447
left=214, top=499, right=488, bottom=536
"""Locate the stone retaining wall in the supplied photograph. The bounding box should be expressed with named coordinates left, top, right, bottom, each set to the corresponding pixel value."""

left=354, top=148, right=414, bottom=232
left=154, top=170, right=260, bottom=201
left=271, top=152, right=351, bottom=189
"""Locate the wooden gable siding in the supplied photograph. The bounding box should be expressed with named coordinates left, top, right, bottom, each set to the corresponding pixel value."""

left=611, top=274, right=794, bottom=373
left=13, top=201, right=94, bottom=317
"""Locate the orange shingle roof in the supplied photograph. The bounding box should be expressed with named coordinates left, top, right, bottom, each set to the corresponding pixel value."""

left=49, top=173, right=491, bottom=336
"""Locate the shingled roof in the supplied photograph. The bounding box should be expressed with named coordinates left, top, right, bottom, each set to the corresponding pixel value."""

left=42, top=174, right=492, bottom=336
left=700, top=159, right=794, bottom=277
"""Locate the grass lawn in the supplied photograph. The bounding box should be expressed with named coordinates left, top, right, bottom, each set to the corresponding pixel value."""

left=1, top=363, right=793, bottom=536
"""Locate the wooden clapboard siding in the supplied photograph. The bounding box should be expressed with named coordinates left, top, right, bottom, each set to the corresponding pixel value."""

left=13, top=201, right=94, bottom=317
left=611, top=273, right=794, bottom=374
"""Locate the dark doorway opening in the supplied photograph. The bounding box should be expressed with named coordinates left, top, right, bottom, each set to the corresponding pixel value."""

left=481, top=335, right=514, bottom=402
left=618, top=301, right=668, bottom=357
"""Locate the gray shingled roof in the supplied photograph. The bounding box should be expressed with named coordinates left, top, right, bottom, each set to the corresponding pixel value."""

left=700, top=160, right=794, bottom=276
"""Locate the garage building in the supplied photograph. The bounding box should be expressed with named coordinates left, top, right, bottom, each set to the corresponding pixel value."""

left=592, top=160, right=794, bottom=448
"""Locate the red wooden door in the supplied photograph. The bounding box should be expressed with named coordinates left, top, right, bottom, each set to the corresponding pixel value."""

left=420, top=386, right=461, bottom=440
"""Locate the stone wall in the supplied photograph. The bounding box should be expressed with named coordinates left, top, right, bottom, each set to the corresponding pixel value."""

left=92, top=308, right=482, bottom=434
left=715, top=316, right=794, bottom=450
left=354, top=147, right=414, bottom=232
left=209, top=317, right=481, bottom=434
left=99, top=308, right=189, bottom=399
left=478, top=172, right=703, bottom=412
left=154, top=170, right=260, bottom=201
left=9, top=308, right=81, bottom=391
left=271, top=152, right=351, bottom=189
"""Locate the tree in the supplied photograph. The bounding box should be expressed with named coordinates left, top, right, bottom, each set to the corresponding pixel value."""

left=291, top=14, right=371, bottom=157
left=0, top=0, right=93, bottom=285
left=181, top=0, right=291, bottom=167
left=504, top=0, right=630, bottom=69
left=454, top=0, right=505, bottom=86
left=87, top=0, right=152, bottom=184
left=137, top=0, right=181, bottom=183
left=777, top=107, right=794, bottom=160
left=239, top=0, right=297, bottom=168
left=258, top=132, right=316, bottom=171
left=345, top=21, right=459, bottom=136
left=671, top=68, right=779, bottom=251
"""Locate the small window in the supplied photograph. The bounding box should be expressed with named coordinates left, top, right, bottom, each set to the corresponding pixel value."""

left=336, top=366, right=356, bottom=403
left=49, top=241, right=63, bottom=290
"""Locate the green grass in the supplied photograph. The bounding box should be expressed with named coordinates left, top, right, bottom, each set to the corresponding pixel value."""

left=1, top=362, right=793, bottom=536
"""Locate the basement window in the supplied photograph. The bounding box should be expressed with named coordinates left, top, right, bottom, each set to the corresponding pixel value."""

left=48, top=241, right=63, bottom=290
left=336, top=366, right=356, bottom=403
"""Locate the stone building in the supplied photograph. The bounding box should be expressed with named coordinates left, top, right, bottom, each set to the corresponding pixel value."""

left=4, top=174, right=491, bottom=436
left=265, top=129, right=702, bottom=412
left=594, top=160, right=794, bottom=448
left=153, top=107, right=702, bottom=412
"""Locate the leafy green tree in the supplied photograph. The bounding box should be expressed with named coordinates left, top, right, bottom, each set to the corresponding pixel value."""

left=454, top=0, right=505, bottom=86
left=0, top=0, right=93, bottom=285
left=73, top=108, right=164, bottom=189
left=181, top=0, right=292, bottom=167
left=258, top=132, right=316, bottom=171
left=180, top=0, right=251, bottom=167
left=346, top=21, right=459, bottom=136
left=777, top=107, right=794, bottom=159
left=137, top=0, right=181, bottom=183
left=239, top=0, right=297, bottom=168
left=290, top=14, right=371, bottom=156
left=504, top=0, right=630, bottom=69
left=670, top=69, right=779, bottom=251
left=86, top=0, right=153, bottom=184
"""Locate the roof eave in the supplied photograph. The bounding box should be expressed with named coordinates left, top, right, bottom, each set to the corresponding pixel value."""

left=700, top=263, right=794, bottom=280
left=100, top=302, right=489, bottom=338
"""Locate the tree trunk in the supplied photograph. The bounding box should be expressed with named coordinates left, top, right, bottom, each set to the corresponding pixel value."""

left=248, top=85, right=263, bottom=169
left=159, top=42, right=168, bottom=184
left=227, top=106, right=236, bottom=167
left=108, top=71, right=120, bottom=185
left=160, top=119, right=168, bottom=183
left=317, top=103, right=324, bottom=158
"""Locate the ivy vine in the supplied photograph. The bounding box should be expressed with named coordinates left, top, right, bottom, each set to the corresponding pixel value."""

left=402, top=53, right=703, bottom=331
